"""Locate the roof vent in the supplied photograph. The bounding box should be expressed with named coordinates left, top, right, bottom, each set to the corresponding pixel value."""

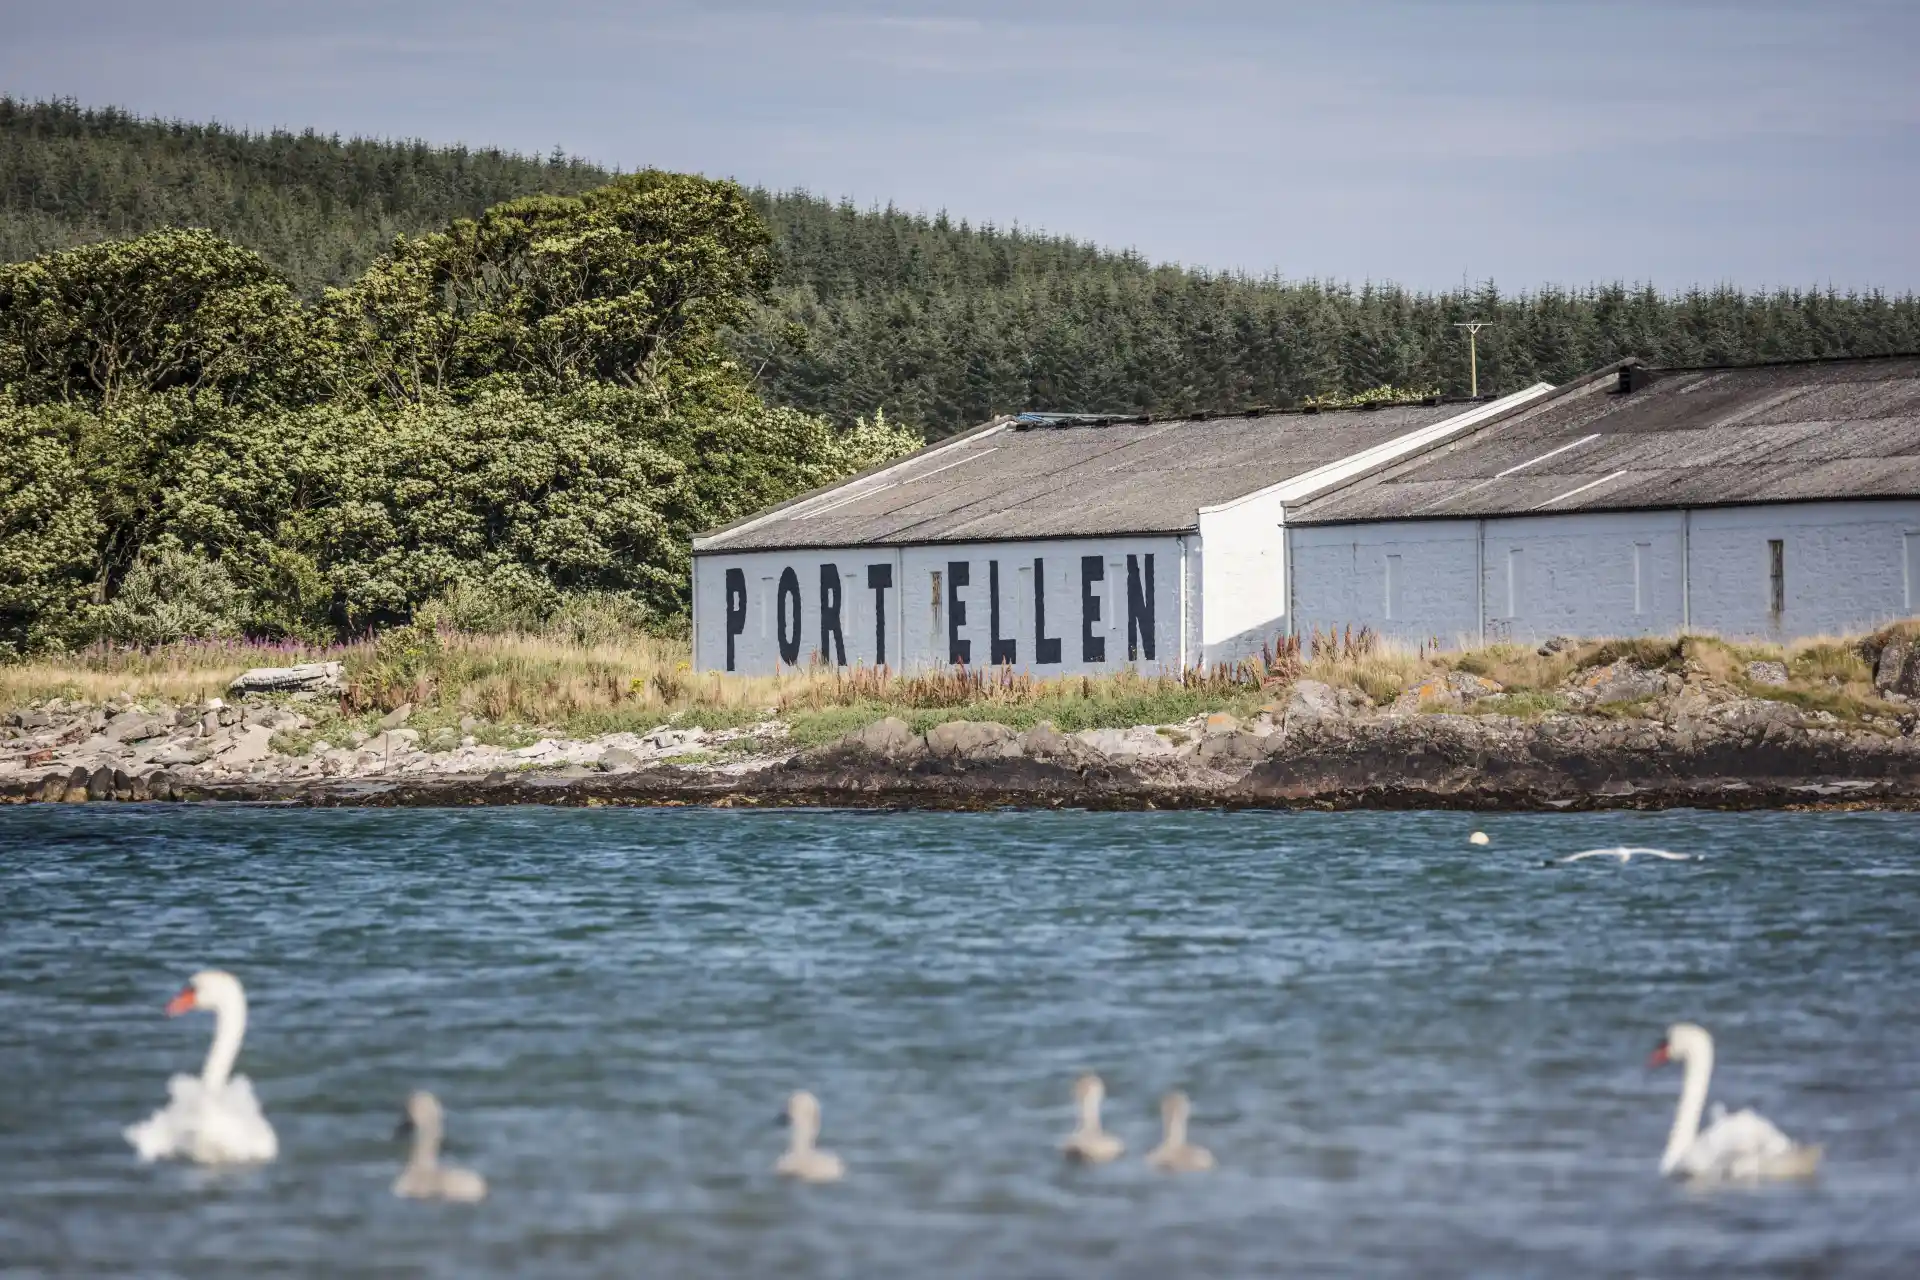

left=1618, top=364, right=1658, bottom=393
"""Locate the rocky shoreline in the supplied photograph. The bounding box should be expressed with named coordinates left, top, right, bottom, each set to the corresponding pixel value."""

left=7, top=655, right=1920, bottom=812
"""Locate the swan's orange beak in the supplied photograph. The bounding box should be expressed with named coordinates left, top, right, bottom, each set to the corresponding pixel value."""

left=165, top=986, right=197, bottom=1016
left=1648, top=1041, right=1671, bottom=1067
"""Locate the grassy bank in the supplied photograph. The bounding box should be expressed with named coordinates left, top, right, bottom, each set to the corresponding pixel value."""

left=3, top=622, right=1911, bottom=748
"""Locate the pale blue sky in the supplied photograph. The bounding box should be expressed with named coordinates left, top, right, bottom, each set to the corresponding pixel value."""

left=5, top=0, right=1916, bottom=292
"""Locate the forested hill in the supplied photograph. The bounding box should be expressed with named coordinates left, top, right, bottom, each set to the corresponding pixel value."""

left=7, top=96, right=1920, bottom=438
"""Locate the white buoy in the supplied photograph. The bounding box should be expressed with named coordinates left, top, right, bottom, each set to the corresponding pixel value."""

left=1468, top=831, right=1490, bottom=846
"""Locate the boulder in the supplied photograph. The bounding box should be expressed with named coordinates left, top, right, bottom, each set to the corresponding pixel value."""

left=379, top=703, right=414, bottom=730
left=153, top=738, right=215, bottom=766
left=1745, top=660, right=1790, bottom=687
left=925, top=719, right=1022, bottom=760
left=1019, top=721, right=1080, bottom=759
left=7, top=708, right=50, bottom=729
left=1537, top=635, right=1577, bottom=657
left=844, top=716, right=926, bottom=759
left=1874, top=639, right=1920, bottom=697
left=218, top=725, right=278, bottom=767
left=1073, top=726, right=1176, bottom=759
left=103, top=710, right=168, bottom=743
left=1280, top=679, right=1345, bottom=726
left=643, top=726, right=708, bottom=750
left=1198, top=730, right=1271, bottom=764
left=601, top=745, right=643, bottom=770
left=1569, top=660, right=1667, bottom=706
left=1393, top=671, right=1503, bottom=713
left=1201, top=712, right=1241, bottom=736
left=228, top=662, right=344, bottom=696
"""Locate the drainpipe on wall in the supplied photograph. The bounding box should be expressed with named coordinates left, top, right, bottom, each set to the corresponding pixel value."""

left=1681, top=509, right=1692, bottom=633
left=1283, top=522, right=1296, bottom=639
left=1475, top=519, right=1486, bottom=647
left=1176, top=534, right=1190, bottom=670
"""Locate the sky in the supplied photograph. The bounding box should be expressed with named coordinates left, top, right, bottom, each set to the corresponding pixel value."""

left=5, top=0, right=1917, bottom=293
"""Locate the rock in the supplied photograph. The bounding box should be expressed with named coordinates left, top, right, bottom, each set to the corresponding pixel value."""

left=1874, top=639, right=1910, bottom=693
left=460, top=715, right=481, bottom=733
left=1537, top=635, right=1577, bottom=657
left=1202, top=712, right=1241, bottom=736
left=1569, top=660, right=1666, bottom=706
left=228, top=662, right=344, bottom=696
left=366, top=729, right=421, bottom=755
left=1019, top=721, right=1080, bottom=759
left=379, top=703, right=414, bottom=730
left=217, top=725, right=278, bottom=767
left=103, top=710, right=168, bottom=743
left=7, top=709, right=49, bottom=729
left=601, top=746, right=643, bottom=770
left=643, top=726, right=708, bottom=751
left=1073, top=726, right=1176, bottom=759
left=1198, top=730, right=1271, bottom=764
left=925, top=719, right=1022, bottom=760
left=843, top=717, right=926, bottom=759
left=1280, top=679, right=1345, bottom=726
left=153, top=738, right=215, bottom=766
left=1745, top=660, right=1790, bottom=687
left=1393, top=671, right=1503, bottom=713
left=1709, top=698, right=1804, bottom=730
left=347, top=730, right=369, bottom=747
left=86, top=764, right=115, bottom=800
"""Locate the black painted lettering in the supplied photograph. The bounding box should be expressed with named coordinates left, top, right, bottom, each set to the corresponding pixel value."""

left=947, top=560, right=971, bottom=665
left=724, top=567, right=746, bottom=672
left=988, top=561, right=1016, bottom=665
left=1126, top=553, right=1155, bottom=661
left=867, top=563, right=892, bottom=666
left=1034, top=557, right=1061, bottom=665
left=1080, top=556, right=1106, bottom=663
left=776, top=567, right=802, bottom=665
left=818, top=564, right=846, bottom=665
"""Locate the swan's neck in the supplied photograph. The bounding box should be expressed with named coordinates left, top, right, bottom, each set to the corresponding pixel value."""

left=1076, top=1094, right=1104, bottom=1135
left=1661, top=1043, right=1713, bottom=1174
left=789, top=1116, right=818, bottom=1155
left=201, top=995, right=246, bottom=1089
left=410, top=1120, right=443, bottom=1169
left=1164, top=1111, right=1188, bottom=1147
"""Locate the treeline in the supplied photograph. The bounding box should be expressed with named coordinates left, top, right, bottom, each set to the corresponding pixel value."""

left=8, top=97, right=1917, bottom=440
left=0, top=172, right=915, bottom=655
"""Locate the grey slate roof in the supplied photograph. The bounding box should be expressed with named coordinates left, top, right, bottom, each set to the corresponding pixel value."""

left=696, top=402, right=1475, bottom=551
left=1289, top=355, right=1920, bottom=525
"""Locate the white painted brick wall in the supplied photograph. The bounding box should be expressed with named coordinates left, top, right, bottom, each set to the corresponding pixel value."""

left=1689, top=501, right=1920, bottom=638
left=1290, top=521, right=1480, bottom=649
left=693, top=536, right=1188, bottom=675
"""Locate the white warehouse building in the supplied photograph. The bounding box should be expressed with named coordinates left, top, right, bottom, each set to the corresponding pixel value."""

left=690, top=387, right=1552, bottom=675
left=1288, top=354, right=1920, bottom=647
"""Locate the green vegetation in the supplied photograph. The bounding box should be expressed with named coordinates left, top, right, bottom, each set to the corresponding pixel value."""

left=7, top=96, right=1919, bottom=443
left=0, top=165, right=917, bottom=656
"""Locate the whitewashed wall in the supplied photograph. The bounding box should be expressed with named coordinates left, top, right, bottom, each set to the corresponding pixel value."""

left=1479, top=511, right=1686, bottom=646
left=1195, top=491, right=1288, bottom=664
left=1689, top=501, right=1920, bottom=638
left=1288, top=501, right=1920, bottom=650
left=1290, top=520, right=1481, bottom=648
left=693, top=536, right=1189, bottom=675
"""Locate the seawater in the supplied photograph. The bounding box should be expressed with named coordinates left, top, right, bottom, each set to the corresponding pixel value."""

left=2, top=806, right=1917, bottom=1278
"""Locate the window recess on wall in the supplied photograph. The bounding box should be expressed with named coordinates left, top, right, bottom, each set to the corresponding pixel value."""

left=1768, top=539, right=1785, bottom=618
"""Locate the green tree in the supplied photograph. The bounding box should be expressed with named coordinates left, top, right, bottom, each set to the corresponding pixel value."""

left=0, top=227, right=312, bottom=408
left=0, top=397, right=101, bottom=653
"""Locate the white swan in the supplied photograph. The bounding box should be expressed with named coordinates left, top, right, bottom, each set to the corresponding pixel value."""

left=1144, top=1090, right=1214, bottom=1173
left=1060, top=1073, right=1125, bottom=1164
left=776, top=1090, right=845, bottom=1183
left=124, top=970, right=278, bottom=1164
left=1652, top=1022, right=1821, bottom=1182
left=1547, top=846, right=1697, bottom=866
left=393, top=1091, right=487, bottom=1202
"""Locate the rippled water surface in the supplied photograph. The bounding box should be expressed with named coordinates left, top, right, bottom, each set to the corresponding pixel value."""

left=3, top=806, right=1919, bottom=1278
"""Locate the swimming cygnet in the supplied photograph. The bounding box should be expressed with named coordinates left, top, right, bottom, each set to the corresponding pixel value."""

left=776, top=1090, right=845, bottom=1183
left=1060, top=1073, right=1125, bottom=1164
left=1145, top=1090, right=1215, bottom=1173
left=392, top=1091, right=488, bottom=1203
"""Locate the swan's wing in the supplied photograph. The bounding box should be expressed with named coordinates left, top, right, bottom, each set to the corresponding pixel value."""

left=125, top=1073, right=208, bottom=1161
left=1619, top=847, right=1693, bottom=861
left=193, top=1074, right=278, bottom=1163
left=1556, top=850, right=1622, bottom=863
left=1684, top=1107, right=1797, bottom=1178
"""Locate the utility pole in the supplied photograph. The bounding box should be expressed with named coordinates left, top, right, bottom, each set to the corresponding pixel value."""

left=1453, top=321, right=1493, bottom=397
